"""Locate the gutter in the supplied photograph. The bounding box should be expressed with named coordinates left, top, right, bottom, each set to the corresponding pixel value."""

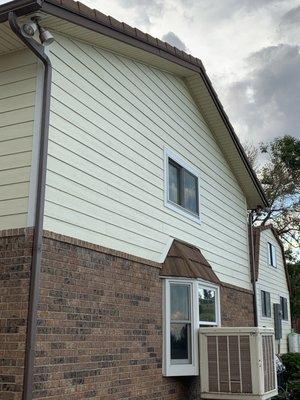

left=0, top=0, right=42, bottom=22
left=248, top=210, right=258, bottom=327
left=8, top=11, right=52, bottom=400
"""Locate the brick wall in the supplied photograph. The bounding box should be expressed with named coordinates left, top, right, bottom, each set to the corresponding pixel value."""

left=0, top=230, right=255, bottom=400
left=221, top=283, right=254, bottom=327
left=0, top=229, right=33, bottom=400
left=34, top=233, right=189, bottom=399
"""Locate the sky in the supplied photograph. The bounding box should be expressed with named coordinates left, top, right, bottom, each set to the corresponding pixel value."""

left=1, top=0, right=300, bottom=143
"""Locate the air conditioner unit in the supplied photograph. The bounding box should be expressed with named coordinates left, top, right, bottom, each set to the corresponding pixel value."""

left=199, top=327, right=277, bottom=400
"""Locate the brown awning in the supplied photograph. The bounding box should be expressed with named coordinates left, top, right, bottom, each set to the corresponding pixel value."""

left=160, top=239, right=220, bottom=284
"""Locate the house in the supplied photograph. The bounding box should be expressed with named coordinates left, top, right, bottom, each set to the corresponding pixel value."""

left=0, top=1, right=277, bottom=399
left=253, top=225, right=292, bottom=354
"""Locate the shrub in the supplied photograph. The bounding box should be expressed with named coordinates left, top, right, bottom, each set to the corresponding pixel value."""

left=279, top=353, right=300, bottom=399
left=281, top=353, right=300, bottom=382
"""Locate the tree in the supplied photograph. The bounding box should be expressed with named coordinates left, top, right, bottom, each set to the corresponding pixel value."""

left=288, top=261, right=300, bottom=328
left=245, top=135, right=300, bottom=256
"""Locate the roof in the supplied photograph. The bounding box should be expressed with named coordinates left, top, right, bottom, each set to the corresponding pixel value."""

left=253, top=225, right=291, bottom=292
left=160, top=239, right=221, bottom=284
left=0, top=0, right=269, bottom=209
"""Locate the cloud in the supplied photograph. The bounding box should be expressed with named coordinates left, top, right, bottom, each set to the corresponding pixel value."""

left=224, top=44, right=300, bottom=141
left=117, top=0, right=165, bottom=26
left=161, top=31, right=188, bottom=52
left=281, top=5, right=300, bottom=25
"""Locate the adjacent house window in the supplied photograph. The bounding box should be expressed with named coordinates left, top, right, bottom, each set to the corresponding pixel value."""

left=280, top=296, right=288, bottom=321
left=267, top=242, right=277, bottom=267
left=261, top=290, right=271, bottom=317
left=163, top=279, right=220, bottom=376
left=165, top=149, right=200, bottom=222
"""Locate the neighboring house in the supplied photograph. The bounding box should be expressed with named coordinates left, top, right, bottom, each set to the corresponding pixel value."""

left=253, top=226, right=292, bottom=354
left=0, top=1, right=274, bottom=400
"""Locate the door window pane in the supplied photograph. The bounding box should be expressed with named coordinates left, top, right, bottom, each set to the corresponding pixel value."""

left=169, top=161, right=180, bottom=205
left=199, top=287, right=216, bottom=323
left=183, top=170, right=198, bottom=214
left=170, top=323, right=191, bottom=362
left=170, top=284, right=190, bottom=321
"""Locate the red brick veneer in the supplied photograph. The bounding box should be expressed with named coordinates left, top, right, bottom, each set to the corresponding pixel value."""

left=0, top=229, right=33, bottom=400
left=0, top=229, right=255, bottom=399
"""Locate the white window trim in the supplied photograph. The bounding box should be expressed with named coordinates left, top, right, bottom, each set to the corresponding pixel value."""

left=163, top=278, right=199, bottom=376
left=261, top=289, right=272, bottom=319
left=198, top=280, right=221, bottom=327
left=163, top=278, right=220, bottom=377
left=279, top=294, right=289, bottom=322
left=164, top=148, right=201, bottom=224
left=267, top=242, right=277, bottom=268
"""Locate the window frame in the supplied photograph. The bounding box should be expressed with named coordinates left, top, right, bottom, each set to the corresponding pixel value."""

left=267, top=242, right=277, bottom=268
left=280, top=296, right=288, bottom=321
left=198, top=281, right=221, bottom=326
left=164, top=148, right=201, bottom=224
left=163, top=278, right=220, bottom=377
left=261, top=290, right=271, bottom=318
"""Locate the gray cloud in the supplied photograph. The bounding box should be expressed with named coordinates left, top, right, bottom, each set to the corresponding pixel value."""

left=180, top=0, right=285, bottom=21
left=224, top=44, right=300, bottom=140
left=161, top=31, right=188, bottom=52
left=117, top=0, right=165, bottom=25
left=281, top=5, right=300, bottom=25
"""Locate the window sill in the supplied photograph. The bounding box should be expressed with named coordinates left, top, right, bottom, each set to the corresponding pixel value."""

left=165, top=200, right=201, bottom=224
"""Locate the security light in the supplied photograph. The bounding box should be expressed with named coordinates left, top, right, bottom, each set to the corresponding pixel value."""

left=21, top=16, right=54, bottom=46
left=21, top=21, right=38, bottom=37
left=39, top=26, right=54, bottom=46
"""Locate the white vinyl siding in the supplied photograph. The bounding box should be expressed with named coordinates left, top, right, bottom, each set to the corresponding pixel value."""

left=256, top=229, right=291, bottom=353
left=45, top=33, right=251, bottom=289
left=0, top=49, right=37, bottom=229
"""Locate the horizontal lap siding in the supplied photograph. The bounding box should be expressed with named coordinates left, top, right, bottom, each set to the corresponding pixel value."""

left=46, top=34, right=251, bottom=289
left=0, top=50, right=37, bottom=229
left=256, top=229, right=291, bottom=353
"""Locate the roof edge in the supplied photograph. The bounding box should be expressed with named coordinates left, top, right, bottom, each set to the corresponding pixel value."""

left=0, top=0, right=269, bottom=208
left=0, top=0, right=42, bottom=22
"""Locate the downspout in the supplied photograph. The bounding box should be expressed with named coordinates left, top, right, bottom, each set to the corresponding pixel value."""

left=249, top=210, right=258, bottom=327
left=8, top=11, right=52, bottom=400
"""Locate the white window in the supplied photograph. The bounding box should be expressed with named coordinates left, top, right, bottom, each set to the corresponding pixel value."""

left=198, top=282, right=220, bottom=326
left=280, top=296, right=288, bottom=321
left=261, top=290, right=271, bottom=318
left=267, top=242, right=277, bottom=267
left=163, top=279, right=220, bottom=376
left=164, top=148, right=201, bottom=223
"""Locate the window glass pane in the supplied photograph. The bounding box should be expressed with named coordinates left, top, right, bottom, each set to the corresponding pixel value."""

left=280, top=297, right=288, bottom=320
left=183, top=170, right=198, bottom=214
left=261, top=291, right=264, bottom=315
left=199, top=287, right=216, bottom=322
left=170, top=284, right=190, bottom=321
left=271, top=245, right=276, bottom=267
left=266, top=292, right=271, bottom=317
left=170, top=323, right=191, bottom=362
left=168, top=161, right=180, bottom=205
left=268, top=243, right=272, bottom=265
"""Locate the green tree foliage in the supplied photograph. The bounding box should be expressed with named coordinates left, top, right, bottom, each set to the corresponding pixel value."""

left=287, top=261, right=300, bottom=326
left=245, top=135, right=300, bottom=256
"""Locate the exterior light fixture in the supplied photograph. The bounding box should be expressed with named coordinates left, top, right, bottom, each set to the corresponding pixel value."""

left=38, top=26, right=54, bottom=46
left=21, top=16, right=54, bottom=46
left=21, top=20, right=37, bottom=37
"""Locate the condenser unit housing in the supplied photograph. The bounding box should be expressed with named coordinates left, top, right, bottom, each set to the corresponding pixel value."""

left=199, top=327, right=277, bottom=400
